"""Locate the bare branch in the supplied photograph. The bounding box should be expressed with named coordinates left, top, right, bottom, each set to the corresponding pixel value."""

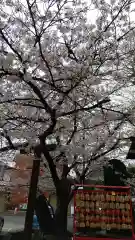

left=0, top=141, right=29, bottom=153
left=26, top=0, right=54, bottom=84
left=0, top=29, right=23, bottom=62
left=24, top=80, right=53, bottom=115
left=60, top=98, right=110, bottom=117
left=1, top=130, right=15, bottom=149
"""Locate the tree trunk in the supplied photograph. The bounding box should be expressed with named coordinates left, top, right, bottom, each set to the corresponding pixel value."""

left=24, top=159, right=40, bottom=240
left=55, top=196, right=68, bottom=234
left=54, top=179, right=71, bottom=236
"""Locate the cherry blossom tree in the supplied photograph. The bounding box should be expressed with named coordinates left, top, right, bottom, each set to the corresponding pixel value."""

left=0, top=0, right=135, bottom=236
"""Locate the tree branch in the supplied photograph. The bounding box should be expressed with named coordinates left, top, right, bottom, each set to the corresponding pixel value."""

left=67, top=109, right=77, bottom=145
left=80, top=139, right=120, bottom=181
left=0, top=29, right=23, bottom=62
left=0, top=142, right=29, bottom=153
left=24, top=80, right=54, bottom=116
left=35, top=142, right=59, bottom=187
left=60, top=98, right=110, bottom=117
left=5, top=116, right=48, bottom=123
left=1, top=130, right=15, bottom=149
left=26, top=0, right=54, bottom=84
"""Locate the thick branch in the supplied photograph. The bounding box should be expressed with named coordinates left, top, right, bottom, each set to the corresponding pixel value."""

left=36, top=142, right=59, bottom=187
left=117, top=26, right=135, bottom=42
left=1, top=130, right=15, bottom=149
left=0, top=98, right=45, bottom=109
left=0, top=29, right=23, bottom=62
left=67, top=109, right=77, bottom=145
left=5, top=116, right=48, bottom=123
left=104, top=0, right=130, bottom=33
left=24, top=80, right=54, bottom=116
left=39, top=120, right=56, bottom=142
left=0, top=142, right=29, bottom=152
left=60, top=98, right=110, bottom=117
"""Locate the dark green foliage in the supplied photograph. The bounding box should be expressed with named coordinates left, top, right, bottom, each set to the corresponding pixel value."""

left=104, top=159, right=131, bottom=186
left=126, top=137, right=135, bottom=159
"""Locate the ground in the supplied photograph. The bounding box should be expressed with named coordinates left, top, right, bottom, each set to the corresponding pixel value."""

left=1, top=213, right=73, bottom=233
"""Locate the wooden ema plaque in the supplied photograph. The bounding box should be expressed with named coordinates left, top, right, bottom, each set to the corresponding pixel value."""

left=73, top=185, right=134, bottom=240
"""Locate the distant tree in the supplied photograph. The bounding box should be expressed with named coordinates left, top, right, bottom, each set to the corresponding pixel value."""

left=104, top=159, right=131, bottom=186
left=128, top=165, right=135, bottom=175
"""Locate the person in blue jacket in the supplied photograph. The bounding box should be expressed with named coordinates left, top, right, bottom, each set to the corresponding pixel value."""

left=32, top=212, right=39, bottom=230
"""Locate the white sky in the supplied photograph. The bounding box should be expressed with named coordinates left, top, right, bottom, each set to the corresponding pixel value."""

left=87, top=0, right=135, bottom=23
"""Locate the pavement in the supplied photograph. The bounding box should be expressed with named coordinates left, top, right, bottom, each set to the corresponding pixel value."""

left=1, top=213, right=73, bottom=233
left=2, top=215, right=25, bottom=232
